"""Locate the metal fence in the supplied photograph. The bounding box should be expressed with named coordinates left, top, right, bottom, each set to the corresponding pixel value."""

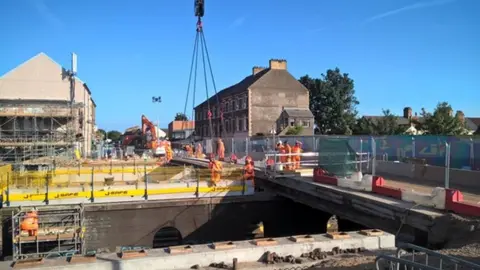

left=197, top=135, right=480, bottom=170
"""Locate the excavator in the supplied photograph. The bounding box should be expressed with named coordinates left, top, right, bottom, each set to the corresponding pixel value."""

left=121, top=115, right=166, bottom=157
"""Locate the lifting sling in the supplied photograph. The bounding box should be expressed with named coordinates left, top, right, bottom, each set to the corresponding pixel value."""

left=183, top=0, right=226, bottom=146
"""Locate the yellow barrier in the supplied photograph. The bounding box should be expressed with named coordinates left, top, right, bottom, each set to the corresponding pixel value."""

left=4, top=185, right=245, bottom=202
left=1, top=166, right=244, bottom=190
left=0, top=164, right=12, bottom=190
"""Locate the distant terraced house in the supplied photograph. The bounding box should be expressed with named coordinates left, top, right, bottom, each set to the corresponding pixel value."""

left=364, top=107, right=479, bottom=135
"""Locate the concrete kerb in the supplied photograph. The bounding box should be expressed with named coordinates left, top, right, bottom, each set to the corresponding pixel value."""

left=19, top=231, right=395, bottom=270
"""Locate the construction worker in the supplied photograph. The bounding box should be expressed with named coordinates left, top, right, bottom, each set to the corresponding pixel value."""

left=165, top=141, right=173, bottom=163
left=217, top=138, right=225, bottom=161
left=276, top=141, right=286, bottom=169
left=209, top=155, right=223, bottom=186
left=185, top=144, right=193, bottom=157
left=243, top=159, right=255, bottom=181
left=21, top=210, right=39, bottom=236
left=292, top=141, right=303, bottom=170
left=230, top=153, right=238, bottom=164
left=195, top=143, right=203, bottom=158
left=284, top=141, right=292, bottom=170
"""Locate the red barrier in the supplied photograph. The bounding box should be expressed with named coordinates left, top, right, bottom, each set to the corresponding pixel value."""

left=371, top=176, right=403, bottom=199
left=312, top=169, right=480, bottom=217
left=313, top=168, right=338, bottom=185
left=445, top=189, right=480, bottom=217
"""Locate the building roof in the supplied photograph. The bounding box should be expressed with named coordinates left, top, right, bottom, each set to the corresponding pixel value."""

left=363, top=115, right=478, bottom=131
left=194, top=66, right=308, bottom=110
left=283, top=107, right=314, bottom=118
left=0, top=52, right=94, bottom=103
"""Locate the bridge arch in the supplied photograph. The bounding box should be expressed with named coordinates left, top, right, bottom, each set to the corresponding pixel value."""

left=153, top=226, right=183, bottom=248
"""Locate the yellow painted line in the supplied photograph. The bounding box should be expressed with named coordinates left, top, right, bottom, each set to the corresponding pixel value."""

left=3, top=186, right=246, bottom=202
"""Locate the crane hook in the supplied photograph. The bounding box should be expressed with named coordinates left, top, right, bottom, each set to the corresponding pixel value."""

left=194, top=0, right=205, bottom=18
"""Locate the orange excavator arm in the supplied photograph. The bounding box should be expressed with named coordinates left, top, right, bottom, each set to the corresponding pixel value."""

left=141, top=115, right=158, bottom=149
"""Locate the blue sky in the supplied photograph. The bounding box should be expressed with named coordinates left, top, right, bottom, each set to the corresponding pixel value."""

left=0, top=0, right=479, bottom=132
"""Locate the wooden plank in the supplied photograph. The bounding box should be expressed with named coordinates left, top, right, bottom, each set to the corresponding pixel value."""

left=119, top=250, right=147, bottom=259
left=212, top=241, right=236, bottom=250
left=252, top=238, right=278, bottom=246
left=17, top=233, right=75, bottom=242
left=69, top=255, right=97, bottom=263
left=288, top=234, right=314, bottom=243
left=358, top=229, right=384, bottom=236
left=167, top=245, right=193, bottom=254
left=12, top=258, right=44, bottom=268
left=326, top=232, right=351, bottom=240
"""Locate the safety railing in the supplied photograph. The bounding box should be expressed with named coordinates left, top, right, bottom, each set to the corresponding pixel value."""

left=376, top=254, right=439, bottom=270
left=395, top=242, right=480, bottom=270
left=260, top=151, right=371, bottom=178
left=1, top=164, right=251, bottom=206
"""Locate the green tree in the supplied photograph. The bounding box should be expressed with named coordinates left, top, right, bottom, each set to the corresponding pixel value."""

left=299, top=68, right=359, bottom=135
left=353, top=117, right=376, bottom=135
left=375, top=109, right=403, bottom=135
left=421, top=102, right=466, bottom=135
left=106, top=130, right=122, bottom=141
left=353, top=110, right=403, bottom=135
left=96, top=129, right=106, bottom=140
left=285, top=125, right=304, bottom=135
left=174, top=112, right=188, bottom=121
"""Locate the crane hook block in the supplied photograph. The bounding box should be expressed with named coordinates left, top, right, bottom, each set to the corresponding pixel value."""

left=194, top=0, right=205, bottom=17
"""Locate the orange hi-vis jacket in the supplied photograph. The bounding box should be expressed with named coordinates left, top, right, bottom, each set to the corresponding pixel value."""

left=210, top=160, right=223, bottom=184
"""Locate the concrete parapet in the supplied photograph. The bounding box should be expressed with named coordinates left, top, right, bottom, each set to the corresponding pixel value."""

left=18, top=231, right=395, bottom=270
left=3, top=179, right=255, bottom=207
left=376, top=161, right=480, bottom=192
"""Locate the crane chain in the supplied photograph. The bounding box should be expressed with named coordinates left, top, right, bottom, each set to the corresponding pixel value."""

left=183, top=0, right=225, bottom=147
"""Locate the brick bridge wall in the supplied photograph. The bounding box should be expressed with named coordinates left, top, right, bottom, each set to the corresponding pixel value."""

left=1, top=193, right=362, bottom=257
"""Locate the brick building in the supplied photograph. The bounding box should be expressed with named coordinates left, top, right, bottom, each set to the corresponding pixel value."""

left=194, top=59, right=313, bottom=138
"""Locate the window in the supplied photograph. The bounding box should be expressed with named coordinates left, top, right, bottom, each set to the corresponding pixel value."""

left=212, top=106, right=216, bottom=118
left=243, top=96, right=247, bottom=109
left=303, top=120, right=310, bottom=127
left=226, top=119, right=230, bottom=133
left=290, top=120, right=294, bottom=127
left=233, top=100, right=237, bottom=111
left=203, top=126, right=207, bottom=137
left=243, top=116, right=248, bottom=131
left=229, top=100, right=233, bottom=112
left=238, top=118, right=243, bottom=132
left=225, top=101, right=230, bottom=112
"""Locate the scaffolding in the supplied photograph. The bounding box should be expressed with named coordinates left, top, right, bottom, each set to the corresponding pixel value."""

left=11, top=205, right=85, bottom=261
left=0, top=103, right=82, bottom=164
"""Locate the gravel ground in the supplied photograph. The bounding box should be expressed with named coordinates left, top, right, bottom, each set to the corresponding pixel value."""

left=196, top=243, right=480, bottom=270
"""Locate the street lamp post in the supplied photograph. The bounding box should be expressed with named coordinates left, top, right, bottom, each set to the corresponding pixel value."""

left=152, top=96, right=162, bottom=135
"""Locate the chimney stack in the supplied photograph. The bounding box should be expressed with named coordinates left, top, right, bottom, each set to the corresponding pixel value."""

left=269, top=59, right=287, bottom=70
left=403, top=107, right=412, bottom=119
left=456, top=110, right=465, bottom=122
left=252, top=66, right=265, bottom=76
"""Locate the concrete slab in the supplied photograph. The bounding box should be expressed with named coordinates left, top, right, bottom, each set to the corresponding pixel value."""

left=14, top=231, right=395, bottom=270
